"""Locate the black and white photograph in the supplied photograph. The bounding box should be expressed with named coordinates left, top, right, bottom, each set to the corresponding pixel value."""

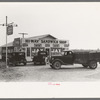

left=0, top=2, right=100, bottom=98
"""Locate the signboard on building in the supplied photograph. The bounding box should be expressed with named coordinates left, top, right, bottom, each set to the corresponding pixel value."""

left=22, top=43, right=28, bottom=47
left=53, top=44, right=59, bottom=48
left=25, top=39, right=68, bottom=44
left=59, top=40, right=66, bottom=44
left=45, top=44, right=50, bottom=47
left=34, top=44, right=42, bottom=47
left=13, top=38, right=20, bottom=47
left=64, top=44, right=69, bottom=47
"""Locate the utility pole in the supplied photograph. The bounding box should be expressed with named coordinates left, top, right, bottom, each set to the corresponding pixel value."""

left=6, top=16, right=8, bottom=68
left=19, top=33, right=28, bottom=39
left=0, top=16, right=17, bottom=68
left=18, top=33, right=28, bottom=52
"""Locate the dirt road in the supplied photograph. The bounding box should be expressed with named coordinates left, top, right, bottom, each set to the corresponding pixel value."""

left=0, top=63, right=100, bottom=82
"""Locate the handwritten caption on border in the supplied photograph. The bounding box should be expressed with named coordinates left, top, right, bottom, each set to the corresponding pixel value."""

left=48, top=82, right=60, bottom=86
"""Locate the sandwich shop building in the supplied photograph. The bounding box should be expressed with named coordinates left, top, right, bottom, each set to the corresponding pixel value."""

left=1, top=34, right=69, bottom=61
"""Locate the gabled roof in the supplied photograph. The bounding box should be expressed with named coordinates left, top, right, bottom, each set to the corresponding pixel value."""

left=0, top=42, right=13, bottom=47
left=0, top=34, right=57, bottom=47
left=27, top=34, right=57, bottom=40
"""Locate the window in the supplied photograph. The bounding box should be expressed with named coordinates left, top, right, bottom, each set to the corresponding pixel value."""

left=31, top=40, right=34, bottom=43
left=64, top=52, right=68, bottom=56
left=69, top=52, right=72, bottom=55
left=27, top=48, right=30, bottom=57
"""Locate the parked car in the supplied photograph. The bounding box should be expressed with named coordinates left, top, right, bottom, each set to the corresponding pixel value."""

left=49, top=50, right=100, bottom=70
left=32, top=51, right=48, bottom=65
left=2, top=52, right=27, bottom=66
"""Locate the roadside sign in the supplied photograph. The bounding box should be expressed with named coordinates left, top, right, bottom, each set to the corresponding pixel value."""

left=7, top=25, right=13, bottom=35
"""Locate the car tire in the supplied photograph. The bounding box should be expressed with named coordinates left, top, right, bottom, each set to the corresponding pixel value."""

left=53, top=61, right=61, bottom=70
left=89, top=61, right=97, bottom=69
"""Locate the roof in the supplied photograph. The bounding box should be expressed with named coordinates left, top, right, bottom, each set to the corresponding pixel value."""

left=0, top=34, right=57, bottom=47
left=0, top=42, right=13, bottom=47
left=27, top=34, right=57, bottom=40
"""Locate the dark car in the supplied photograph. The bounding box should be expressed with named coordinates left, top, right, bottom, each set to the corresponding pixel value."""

left=32, top=51, right=48, bottom=65
left=49, top=50, right=100, bottom=70
left=3, top=52, right=27, bottom=66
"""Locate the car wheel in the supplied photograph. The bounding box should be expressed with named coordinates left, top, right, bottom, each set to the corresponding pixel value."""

left=89, top=61, right=97, bottom=69
left=53, top=61, right=61, bottom=70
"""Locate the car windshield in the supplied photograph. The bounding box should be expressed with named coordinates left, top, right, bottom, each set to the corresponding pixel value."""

left=19, top=53, right=24, bottom=55
left=61, top=51, right=72, bottom=56
left=12, top=52, right=24, bottom=56
left=61, top=52, right=65, bottom=55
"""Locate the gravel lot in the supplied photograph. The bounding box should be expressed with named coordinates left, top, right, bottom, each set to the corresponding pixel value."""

left=0, top=63, right=100, bottom=82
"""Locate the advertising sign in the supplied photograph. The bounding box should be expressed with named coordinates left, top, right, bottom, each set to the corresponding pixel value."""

left=13, top=38, right=20, bottom=47
left=64, top=44, right=69, bottom=47
left=34, top=44, right=42, bottom=47
left=7, top=25, right=13, bottom=35
left=22, top=43, right=28, bottom=47
left=53, top=44, right=59, bottom=48
left=45, top=44, right=50, bottom=47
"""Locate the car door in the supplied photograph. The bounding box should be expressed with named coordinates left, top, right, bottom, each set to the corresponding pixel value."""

left=62, top=51, right=74, bottom=64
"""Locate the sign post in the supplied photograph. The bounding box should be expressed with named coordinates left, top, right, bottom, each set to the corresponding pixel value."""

left=0, top=16, right=18, bottom=68
left=6, top=16, right=8, bottom=68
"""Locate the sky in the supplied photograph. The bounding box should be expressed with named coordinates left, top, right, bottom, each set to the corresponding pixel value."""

left=0, top=2, right=100, bottom=50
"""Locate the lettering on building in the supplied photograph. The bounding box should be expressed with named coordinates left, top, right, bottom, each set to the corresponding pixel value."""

left=64, top=44, right=69, bottom=47
left=53, top=44, right=59, bottom=48
left=59, top=40, right=66, bottom=44
left=34, top=44, right=42, bottom=47
left=25, top=39, right=68, bottom=44
left=45, top=44, right=50, bottom=47
left=41, top=40, right=58, bottom=43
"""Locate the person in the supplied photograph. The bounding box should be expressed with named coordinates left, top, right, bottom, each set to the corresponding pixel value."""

left=45, top=51, right=49, bottom=65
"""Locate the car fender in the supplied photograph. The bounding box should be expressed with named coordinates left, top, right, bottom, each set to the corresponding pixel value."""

left=52, top=59, right=64, bottom=65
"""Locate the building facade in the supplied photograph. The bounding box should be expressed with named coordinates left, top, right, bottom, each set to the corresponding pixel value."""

left=0, top=34, right=69, bottom=61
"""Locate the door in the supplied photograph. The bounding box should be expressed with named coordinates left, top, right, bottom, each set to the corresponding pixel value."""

left=45, top=48, right=50, bottom=56
left=62, top=51, right=74, bottom=64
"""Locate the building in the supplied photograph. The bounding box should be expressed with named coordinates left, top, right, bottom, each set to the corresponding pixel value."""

left=0, top=34, right=69, bottom=61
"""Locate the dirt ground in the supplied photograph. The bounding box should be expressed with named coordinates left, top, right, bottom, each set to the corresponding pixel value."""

left=0, top=62, right=100, bottom=82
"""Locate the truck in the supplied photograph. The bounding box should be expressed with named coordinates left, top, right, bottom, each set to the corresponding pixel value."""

left=49, top=50, right=100, bottom=70
left=32, top=51, right=48, bottom=65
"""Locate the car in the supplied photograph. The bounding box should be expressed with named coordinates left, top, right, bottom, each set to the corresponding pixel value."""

left=2, top=52, right=27, bottom=66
